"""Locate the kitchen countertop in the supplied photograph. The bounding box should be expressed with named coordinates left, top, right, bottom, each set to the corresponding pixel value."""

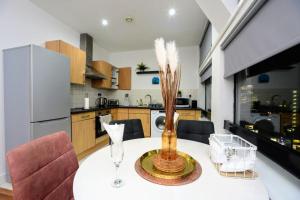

left=71, top=105, right=204, bottom=114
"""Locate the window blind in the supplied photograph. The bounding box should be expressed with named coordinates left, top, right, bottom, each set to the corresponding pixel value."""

left=223, top=0, right=300, bottom=77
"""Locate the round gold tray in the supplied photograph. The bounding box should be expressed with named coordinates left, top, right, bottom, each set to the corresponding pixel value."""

left=139, top=149, right=196, bottom=180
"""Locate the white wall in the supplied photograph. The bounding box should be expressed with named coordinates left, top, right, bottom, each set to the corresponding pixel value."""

left=0, top=0, right=108, bottom=183
left=93, top=44, right=110, bottom=61
left=109, top=46, right=199, bottom=90
left=221, top=0, right=240, bottom=13
left=194, top=0, right=230, bottom=32
left=108, top=46, right=200, bottom=105
left=211, top=26, right=234, bottom=133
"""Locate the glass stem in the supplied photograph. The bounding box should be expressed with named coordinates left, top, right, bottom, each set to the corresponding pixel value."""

left=115, top=164, right=119, bottom=181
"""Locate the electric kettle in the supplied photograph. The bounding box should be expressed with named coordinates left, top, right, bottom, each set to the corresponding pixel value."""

left=95, top=93, right=108, bottom=107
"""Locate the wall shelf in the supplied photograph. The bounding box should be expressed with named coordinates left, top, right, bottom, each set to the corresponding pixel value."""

left=136, top=70, right=159, bottom=74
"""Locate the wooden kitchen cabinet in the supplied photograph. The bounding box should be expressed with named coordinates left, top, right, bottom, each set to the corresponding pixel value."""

left=92, top=60, right=112, bottom=89
left=110, top=108, right=150, bottom=137
left=71, top=112, right=96, bottom=155
left=45, top=40, right=86, bottom=85
left=115, top=108, right=129, bottom=120
left=128, top=109, right=151, bottom=137
left=92, top=61, right=132, bottom=90
left=118, top=67, right=131, bottom=90
left=73, top=49, right=86, bottom=84
left=177, top=110, right=201, bottom=121
left=111, top=108, right=129, bottom=121
left=111, top=108, right=118, bottom=120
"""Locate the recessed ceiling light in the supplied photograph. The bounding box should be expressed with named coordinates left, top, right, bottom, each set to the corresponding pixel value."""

left=125, top=17, right=134, bottom=23
left=102, top=19, right=108, bottom=26
left=169, top=8, right=176, bottom=16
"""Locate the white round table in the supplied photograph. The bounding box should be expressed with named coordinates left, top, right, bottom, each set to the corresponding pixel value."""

left=73, top=138, right=269, bottom=200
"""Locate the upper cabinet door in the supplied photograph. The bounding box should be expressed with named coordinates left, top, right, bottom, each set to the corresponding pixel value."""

left=118, top=67, right=131, bottom=90
left=45, top=40, right=86, bottom=85
left=31, top=46, right=70, bottom=122
left=59, top=40, right=73, bottom=58
left=92, top=61, right=112, bottom=89
left=72, top=48, right=86, bottom=84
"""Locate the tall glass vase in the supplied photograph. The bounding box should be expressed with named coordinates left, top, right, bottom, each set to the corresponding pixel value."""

left=161, top=109, right=177, bottom=161
left=161, top=128, right=177, bottom=160
left=152, top=110, right=185, bottom=173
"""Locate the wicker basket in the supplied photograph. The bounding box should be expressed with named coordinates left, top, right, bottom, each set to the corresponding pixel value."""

left=209, top=134, right=257, bottom=179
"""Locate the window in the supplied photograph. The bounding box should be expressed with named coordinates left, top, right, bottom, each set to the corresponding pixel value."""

left=199, top=22, right=212, bottom=65
left=205, top=78, right=212, bottom=112
left=235, top=56, right=300, bottom=152
left=204, top=77, right=212, bottom=120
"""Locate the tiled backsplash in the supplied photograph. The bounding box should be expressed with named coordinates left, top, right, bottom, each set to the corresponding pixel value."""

left=71, top=80, right=199, bottom=108
left=106, top=89, right=199, bottom=106
left=71, top=79, right=110, bottom=108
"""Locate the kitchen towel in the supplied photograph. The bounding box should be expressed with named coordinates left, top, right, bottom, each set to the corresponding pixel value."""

left=99, top=114, right=112, bottom=132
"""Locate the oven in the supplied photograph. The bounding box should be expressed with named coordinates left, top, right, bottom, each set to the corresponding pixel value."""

left=95, top=109, right=112, bottom=138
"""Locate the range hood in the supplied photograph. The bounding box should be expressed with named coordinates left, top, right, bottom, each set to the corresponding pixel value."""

left=85, top=66, right=106, bottom=79
left=80, top=33, right=106, bottom=80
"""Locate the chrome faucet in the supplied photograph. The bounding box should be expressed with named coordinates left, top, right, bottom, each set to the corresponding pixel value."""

left=145, top=94, right=152, bottom=105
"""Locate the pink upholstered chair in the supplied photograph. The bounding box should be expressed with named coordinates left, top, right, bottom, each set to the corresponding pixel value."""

left=6, top=131, right=79, bottom=200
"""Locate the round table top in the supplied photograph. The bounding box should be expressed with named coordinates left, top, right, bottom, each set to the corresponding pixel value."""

left=73, top=138, right=269, bottom=200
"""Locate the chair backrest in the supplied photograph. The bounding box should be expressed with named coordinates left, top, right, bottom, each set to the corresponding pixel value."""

left=254, top=119, right=276, bottom=137
left=109, top=119, right=144, bottom=141
left=6, top=131, right=78, bottom=200
left=177, top=120, right=215, bottom=144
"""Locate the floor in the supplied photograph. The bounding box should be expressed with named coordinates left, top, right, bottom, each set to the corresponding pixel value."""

left=0, top=185, right=13, bottom=200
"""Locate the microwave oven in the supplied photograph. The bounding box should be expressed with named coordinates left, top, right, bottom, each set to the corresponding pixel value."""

left=175, top=98, right=190, bottom=108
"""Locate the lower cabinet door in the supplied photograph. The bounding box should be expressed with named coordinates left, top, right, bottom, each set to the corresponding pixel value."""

left=177, top=110, right=197, bottom=121
left=117, top=112, right=129, bottom=120
left=84, top=118, right=96, bottom=150
left=115, top=108, right=129, bottom=120
left=72, top=119, right=95, bottom=155
left=178, top=115, right=195, bottom=120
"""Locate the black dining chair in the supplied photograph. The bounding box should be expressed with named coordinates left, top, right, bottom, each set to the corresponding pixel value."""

left=109, top=119, right=145, bottom=141
left=176, top=120, right=215, bottom=144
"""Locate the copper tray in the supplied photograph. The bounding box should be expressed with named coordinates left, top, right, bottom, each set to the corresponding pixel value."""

left=139, top=149, right=196, bottom=180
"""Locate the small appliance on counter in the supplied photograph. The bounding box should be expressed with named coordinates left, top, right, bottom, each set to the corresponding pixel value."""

left=124, top=93, right=130, bottom=106
left=84, top=93, right=89, bottom=109
left=175, top=97, right=190, bottom=108
left=191, top=100, right=197, bottom=108
left=108, top=99, right=119, bottom=107
left=95, top=93, right=108, bottom=107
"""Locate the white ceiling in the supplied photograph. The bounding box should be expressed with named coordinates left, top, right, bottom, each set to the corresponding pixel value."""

left=30, top=0, right=208, bottom=52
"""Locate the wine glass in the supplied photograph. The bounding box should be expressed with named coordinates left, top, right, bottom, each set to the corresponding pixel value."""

left=110, top=140, right=124, bottom=188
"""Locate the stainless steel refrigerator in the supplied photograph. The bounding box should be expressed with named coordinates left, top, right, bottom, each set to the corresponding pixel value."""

left=4, top=44, right=71, bottom=154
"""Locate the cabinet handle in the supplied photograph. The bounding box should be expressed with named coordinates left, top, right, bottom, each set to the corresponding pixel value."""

left=81, top=115, right=90, bottom=119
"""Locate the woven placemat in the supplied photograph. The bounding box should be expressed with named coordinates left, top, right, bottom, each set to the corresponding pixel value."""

left=135, top=158, right=202, bottom=186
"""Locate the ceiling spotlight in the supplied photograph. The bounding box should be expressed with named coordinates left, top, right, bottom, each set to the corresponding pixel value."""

left=169, top=8, right=176, bottom=16
left=102, top=19, right=108, bottom=26
left=125, top=17, right=134, bottom=23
